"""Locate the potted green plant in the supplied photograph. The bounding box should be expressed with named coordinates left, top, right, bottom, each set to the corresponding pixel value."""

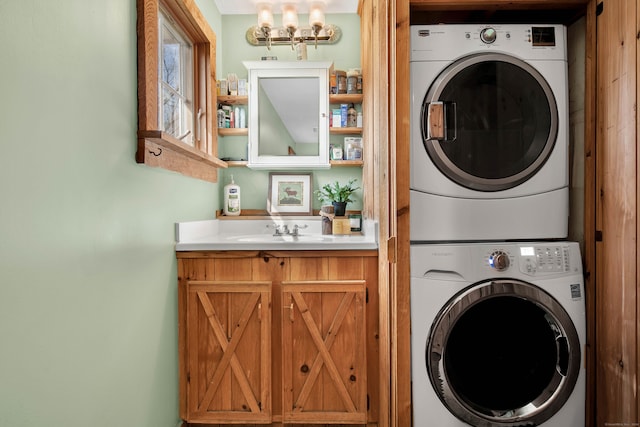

left=315, top=178, right=360, bottom=216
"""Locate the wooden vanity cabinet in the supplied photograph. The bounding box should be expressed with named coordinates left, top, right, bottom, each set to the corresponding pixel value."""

left=177, top=251, right=379, bottom=426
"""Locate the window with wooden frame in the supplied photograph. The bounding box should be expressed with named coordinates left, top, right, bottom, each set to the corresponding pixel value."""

left=136, top=0, right=226, bottom=182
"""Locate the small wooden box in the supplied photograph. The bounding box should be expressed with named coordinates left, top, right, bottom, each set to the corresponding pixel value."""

left=332, top=218, right=352, bottom=235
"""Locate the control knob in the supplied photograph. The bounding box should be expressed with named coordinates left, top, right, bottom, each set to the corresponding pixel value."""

left=480, top=27, right=497, bottom=44
left=489, top=250, right=510, bottom=271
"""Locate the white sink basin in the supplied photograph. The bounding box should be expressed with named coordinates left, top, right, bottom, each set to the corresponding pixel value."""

left=230, top=234, right=334, bottom=243
left=175, top=218, right=378, bottom=251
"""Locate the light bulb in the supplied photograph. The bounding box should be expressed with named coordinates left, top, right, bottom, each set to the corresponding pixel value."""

left=257, top=3, right=273, bottom=29
left=281, top=4, right=298, bottom=30
left=309, top=3, right=325, bottom=28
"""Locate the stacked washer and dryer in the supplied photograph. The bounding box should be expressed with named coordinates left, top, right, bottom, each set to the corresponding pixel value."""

left=409, top=25, right=586, bottom=426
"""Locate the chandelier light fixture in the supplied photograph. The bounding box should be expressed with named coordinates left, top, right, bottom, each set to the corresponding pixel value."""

left=246, top=1, right=341, bottom=50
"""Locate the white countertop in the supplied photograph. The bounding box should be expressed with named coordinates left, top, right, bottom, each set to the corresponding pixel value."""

left=175, top=217, right=378, bottom=251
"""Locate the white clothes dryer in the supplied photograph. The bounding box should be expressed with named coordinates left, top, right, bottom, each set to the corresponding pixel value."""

left=410, top=24, right=570, bottom=241
left=410, top=241, right=585, bottom=426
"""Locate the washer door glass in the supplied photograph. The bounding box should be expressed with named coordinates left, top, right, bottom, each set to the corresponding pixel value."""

left=426, top=280, right=581, bottom=426
left=421, top=53, right=558, bottom=191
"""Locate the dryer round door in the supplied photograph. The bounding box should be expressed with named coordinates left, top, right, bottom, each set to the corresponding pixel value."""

left=426, top=279, right=581, bottom=426
left=421, top=53, right=558, bottom=192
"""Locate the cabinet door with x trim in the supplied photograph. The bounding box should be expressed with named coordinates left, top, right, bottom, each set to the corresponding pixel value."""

left=184, top=280, right=272, bottom=424
left=282, top=280, right=367, bottom=424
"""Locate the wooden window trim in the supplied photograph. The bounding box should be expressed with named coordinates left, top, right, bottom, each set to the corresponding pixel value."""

left=137, top=0, right=226, bottom=182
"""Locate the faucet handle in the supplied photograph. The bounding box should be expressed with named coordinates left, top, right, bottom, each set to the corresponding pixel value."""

left=291, top=224, right=308, bottom=236
left=268, top=223, right=284, bottom=235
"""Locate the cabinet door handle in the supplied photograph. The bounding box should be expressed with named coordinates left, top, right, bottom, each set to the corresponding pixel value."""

left=258, top=303, right=262, bottom=322
left=284, top=303, right=294, bottom=322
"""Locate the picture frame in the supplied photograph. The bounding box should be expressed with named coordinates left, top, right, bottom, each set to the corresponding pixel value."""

left=268, top=172, right=313, bottom=215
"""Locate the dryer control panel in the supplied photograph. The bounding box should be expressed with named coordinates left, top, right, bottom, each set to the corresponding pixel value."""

left=411, top=24, right=567, bottom=62
left=477, top=26, right=557, bottom=46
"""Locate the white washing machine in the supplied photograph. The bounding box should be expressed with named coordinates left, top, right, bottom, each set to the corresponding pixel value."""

left=410, top=241, right=585, bottom=426
left=410, top=24, right=570, bottom=241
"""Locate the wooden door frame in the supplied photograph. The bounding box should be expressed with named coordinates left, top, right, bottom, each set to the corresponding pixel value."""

left=360, top=0, right=394, bottom=426
left=388, top=0, right=412, bottom=426
left=583, top=1, right=597, bottom=426
left=592, top=0, right=639, bottom=426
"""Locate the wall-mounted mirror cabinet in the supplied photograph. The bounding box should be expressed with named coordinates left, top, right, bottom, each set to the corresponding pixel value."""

left=244, top=61, right=332, bottom=169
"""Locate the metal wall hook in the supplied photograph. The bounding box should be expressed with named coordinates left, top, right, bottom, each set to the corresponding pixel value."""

left=148, top=147, right=162, bottom=156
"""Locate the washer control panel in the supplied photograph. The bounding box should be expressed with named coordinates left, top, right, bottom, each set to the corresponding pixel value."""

left=483, top=244, right=572, bottom=276
left=520, top=245, right=571, bottom=275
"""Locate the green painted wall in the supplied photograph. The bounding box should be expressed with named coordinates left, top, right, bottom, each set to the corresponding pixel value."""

left=0, top=0, right=222, bottom=426
left=216, top=13, right=364, bottom=212
left=0, top=1, right=361, bottom=426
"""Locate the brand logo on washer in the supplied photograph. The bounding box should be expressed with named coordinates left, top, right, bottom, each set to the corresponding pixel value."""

left=431, top=251, right=453, bottom=257
left=418, top=29, right=430, bottom=37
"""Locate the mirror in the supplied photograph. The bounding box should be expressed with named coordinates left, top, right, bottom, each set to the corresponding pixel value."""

left=258, top=77, right=319, bottom=156
left=244, top=61, right=331, bottom=169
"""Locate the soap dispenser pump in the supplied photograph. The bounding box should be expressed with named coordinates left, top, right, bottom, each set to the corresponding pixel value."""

left=223, top=174, right=241, bottom=216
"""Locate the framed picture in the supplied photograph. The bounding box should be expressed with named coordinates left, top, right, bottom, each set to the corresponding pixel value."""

left=268, top=173, right=313, bottom=215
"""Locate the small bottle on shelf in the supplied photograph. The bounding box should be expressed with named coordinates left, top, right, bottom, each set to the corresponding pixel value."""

left=347, top=69, right=360, bottom=94
left=217, top=107, right=225, bottom=128
left=239, top=107, right=246, bottom=129
left=347, top=103, right=357, bottom=128
left=234, top=107, right=240, bottom=128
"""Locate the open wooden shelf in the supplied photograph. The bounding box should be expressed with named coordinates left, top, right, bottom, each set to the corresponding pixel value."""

left=225, top=160, right=248, bottom=167
left=330, top=127, right=363, bottom=135
left=217, top=95, right=248, bottom=105
left=223, top=160, right=362, bottom=168
left=218, top=128, right=247, bottom=136
left=329, top=94, right=364, bottom=104
left=330, top=159, right=364, bottom=167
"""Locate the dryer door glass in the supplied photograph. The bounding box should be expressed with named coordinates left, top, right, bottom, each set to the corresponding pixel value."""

left=426, top=280, right=581, bottom=426
left=421, top=53, right=558, bottom=191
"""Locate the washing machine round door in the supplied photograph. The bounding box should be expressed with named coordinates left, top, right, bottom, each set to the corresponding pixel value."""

left=420, top=52, right=558, bottom=192
left=426, top=279, right=581, bottom=426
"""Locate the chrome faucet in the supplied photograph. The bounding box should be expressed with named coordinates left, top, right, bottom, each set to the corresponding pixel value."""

left=270, top=223, right=308, bottom=236
left=270, top=224, right=288, bottom=236
left=290, top=224, right=308, bottom=236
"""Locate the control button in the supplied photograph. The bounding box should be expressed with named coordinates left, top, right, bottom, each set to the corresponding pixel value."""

left=480, top=27, right=497, bottom=44
left=525, top=261, right=536, bottom=274
left=489, top=250, right=510, bottom=271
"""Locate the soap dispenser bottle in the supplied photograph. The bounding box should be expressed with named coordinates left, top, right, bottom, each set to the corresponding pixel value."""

left=223, top=174, right=241, bottom=216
